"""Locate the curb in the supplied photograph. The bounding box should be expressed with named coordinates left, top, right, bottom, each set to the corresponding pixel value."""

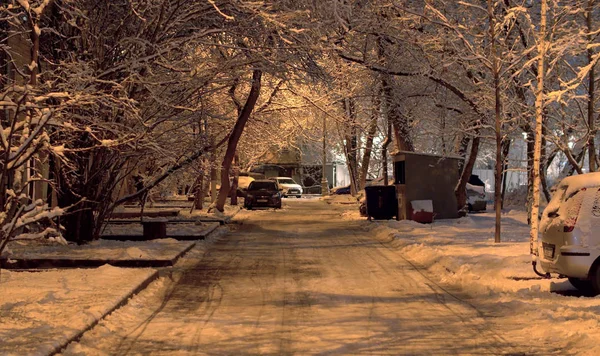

left=1, top=242, right=196, bottom=270
left=101, top=222, right=220, bottom=242
left=49, top=269, right=160, bottom=355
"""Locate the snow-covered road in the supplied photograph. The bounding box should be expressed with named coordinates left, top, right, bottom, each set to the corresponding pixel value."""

left=63, top=200, right=541, bottom=355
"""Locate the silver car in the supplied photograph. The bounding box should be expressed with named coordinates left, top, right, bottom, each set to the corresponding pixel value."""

left=540, top=173, right=600, bottom=293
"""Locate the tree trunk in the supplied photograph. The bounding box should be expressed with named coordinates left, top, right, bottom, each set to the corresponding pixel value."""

left=58, top=192, right=95, bottom=244
left=230, top=154, right=240, bottom=206
left=530, top=0, right=547, bottom=259
left=456, top=133, right=471, bottom=173
left=501, top=139, right=511, bottom=210
left=343, top=97, right=359, bottom=195
left=359, top=88, right=381, bottom=189
left=540, top=122, right=551, bottom=203
left=192, top=165, right=205, bottom=211
left=489, top=0, right=503, bottom=243
left=28, top=12, right=40, bottom=86
left=455, top=135, right=481, bottom=214
left=382, top=117, right=393, bottom=186
left=215, top=70, right=262, bottom=212
left=210, top=150, right=218, bottom=203
left=563, top=147, right=585, bottom=176
left=382, top=75, right=414, bottom=152
left=587, top=0, right=597, bottom=172
left=525, top=125, right=535, bottom=224
left=389, top=103, right=414, bottom=152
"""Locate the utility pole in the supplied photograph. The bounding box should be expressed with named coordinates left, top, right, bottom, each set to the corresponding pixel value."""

left=321, top=113, right=329, bottom=196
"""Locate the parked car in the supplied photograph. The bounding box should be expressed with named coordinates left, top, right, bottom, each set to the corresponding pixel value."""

left=332, top=178, right=386, bottom=196
left=269, top=177, right=303, bottom=198
left=467, top=174, right=487, bottom=212
left=244, top=180, right=282, bottom=209
left=236, top=176, right=255, bottom=197
left=539, top=172, right=600, bottom=294
left=215, top=175, right=255, bottom=197
left=366, top=177, right=385, bottom=187
left=331, top=185, right=351, bottom=195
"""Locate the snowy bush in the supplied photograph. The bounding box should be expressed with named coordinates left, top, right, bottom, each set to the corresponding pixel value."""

left=0, top=85, right=67, bottom=257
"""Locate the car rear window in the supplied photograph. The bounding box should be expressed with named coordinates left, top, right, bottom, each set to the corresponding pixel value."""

left=560, top=189, right=587, bottom=226
left=249, top=181, right=276, bottom=190
left=569, top=187, right=600, bottom=237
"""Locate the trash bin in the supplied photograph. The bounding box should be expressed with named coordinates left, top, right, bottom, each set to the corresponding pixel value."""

left=365, top=185, right=398, bottom=220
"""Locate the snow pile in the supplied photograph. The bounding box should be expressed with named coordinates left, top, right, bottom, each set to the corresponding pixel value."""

left=357, top=209, right=600, bottom=354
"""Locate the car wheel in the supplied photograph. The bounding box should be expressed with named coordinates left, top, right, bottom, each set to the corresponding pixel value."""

left=296, top=195, right=301, bottom=198
left=569, top=277, right=594, bottom=294
left=589, top=264, right=600, bottom=295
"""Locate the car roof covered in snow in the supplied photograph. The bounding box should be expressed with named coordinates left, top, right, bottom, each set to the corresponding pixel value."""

left=558, top=172, right=600, bottom=198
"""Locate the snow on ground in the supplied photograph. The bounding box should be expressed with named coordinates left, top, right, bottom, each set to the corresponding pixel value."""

left=0, top=220, right=230, bottom=356
left=337, top=203, right=600, bottom=355
left=322, top=194, right=361, bottom=205
left=6, top=197, right=600, bottom=354
left=3, top=238, right=194, bottom=261
left=0, top=265, right=157, bottom=356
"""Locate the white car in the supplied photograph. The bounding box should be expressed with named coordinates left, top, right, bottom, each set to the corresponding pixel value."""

left=466, top=183, right=486, bottom=211
left=540, top=172, right=600, bottom=294
left=270, top=177, right=303, bottom=198
left=215, top=175, right=255, bottom=197
left=466, top=175, right=486, bottom=212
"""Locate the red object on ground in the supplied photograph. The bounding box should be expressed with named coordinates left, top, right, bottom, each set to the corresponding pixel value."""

left=411, top=210, right=434, bottom=224
left=410, top=200, right=434, bottom=224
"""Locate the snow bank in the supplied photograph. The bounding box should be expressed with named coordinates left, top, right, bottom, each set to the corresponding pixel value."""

left=353, top=208, right=600, bottom=354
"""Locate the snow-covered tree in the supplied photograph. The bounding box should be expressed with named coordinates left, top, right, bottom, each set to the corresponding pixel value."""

left=0, top=0, right=68, bottom=255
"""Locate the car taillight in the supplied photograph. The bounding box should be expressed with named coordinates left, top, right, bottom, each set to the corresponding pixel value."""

left=563, top=188, right=586, bottom=232
left=564, top=226, right=575, bottom=233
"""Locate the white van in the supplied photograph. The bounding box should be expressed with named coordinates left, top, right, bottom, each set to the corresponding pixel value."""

left=540, top=172, right=600, bottom=293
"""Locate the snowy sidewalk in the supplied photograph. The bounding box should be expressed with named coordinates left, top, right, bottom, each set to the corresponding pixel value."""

left=0, top=265, right=158, bottom=356
left=0, top=238, right=202, bottom=355
left=0, top=206, right=235, bottom=356
left=0, top=229, right=228, bottom=355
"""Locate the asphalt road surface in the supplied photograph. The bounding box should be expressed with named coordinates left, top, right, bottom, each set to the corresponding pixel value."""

left=64, top=199, right=532, bottom=355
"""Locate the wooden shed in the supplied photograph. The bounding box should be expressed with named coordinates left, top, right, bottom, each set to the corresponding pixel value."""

left=393, top=151, right=463, bottom=220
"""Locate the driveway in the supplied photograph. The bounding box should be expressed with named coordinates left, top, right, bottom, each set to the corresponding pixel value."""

left=64, top=199, right=530, bottom=355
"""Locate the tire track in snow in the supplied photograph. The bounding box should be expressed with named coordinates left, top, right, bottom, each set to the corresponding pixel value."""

left=352, top=224, right=532, bottom=355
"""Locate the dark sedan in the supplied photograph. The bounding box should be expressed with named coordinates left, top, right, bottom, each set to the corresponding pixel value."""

left=244, top=180, right=282, bottom=209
